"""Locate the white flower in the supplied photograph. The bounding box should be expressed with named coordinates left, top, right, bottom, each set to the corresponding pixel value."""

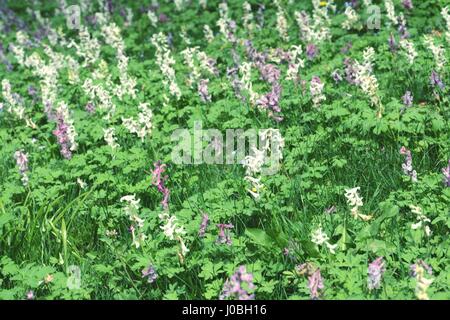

left=409, top=205, right=432, bottom=237
left=77, top=178, right=87, bottom=189
left=103, top=127, right=119, bottom=150
left=311, top=226, right=337, bottom=254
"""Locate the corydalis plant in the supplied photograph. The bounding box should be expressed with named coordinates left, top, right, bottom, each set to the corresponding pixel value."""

left=219, top=266, right=255, bottom=300
left=122, top=102, right=153, bottom=142
left=399, top=146, right=417, bottom=182
left=198, top=213, right=209, bottom=237
left=410, top=261, right=433, bottom=300
left=216, top=223, right=233, bottom=245
left=14, top=150, right=29, bottom=186
left=367, top=257, right=385, bottom=290
left=151, top=161, right=170, bottom=210
left=344, top=187, right=372, bottom=221
left=311, top=226, right=337, bottom=254
left=308, top=268, right=324, bottom=300
left=53, top=102, right=77, bottom=159
left=142, top=265, right=158, bottom=284
left=310, top=76, right=325, bottom=107
left=120, top=195, right=146, bottom=249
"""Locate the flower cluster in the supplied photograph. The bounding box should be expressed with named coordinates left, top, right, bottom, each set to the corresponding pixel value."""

left=311, top=226, right=337, bottom=254
left=342, top=6, right=360, bottom=30
left=385, top=0, right=397, bottom=26
left=14, top=150, right=29, bottom=186
left=354, top=47, right=382, bottom=116
left=345, top=187, right=372, bottom=221
left=275, top=1, right=289, bottom=42
left=158, top=212, right=189, bottom=260
left=216, top=223, right=234, bottom=245
left=103, top=127, right=119, bottom=150
left=53, top=102, right=77, bottom=159
left=409, top=205, right=432, bottom=237
left=120, top=195, right=146, bottom=248
left=142, top=265, right=158, bottom=284
left=242, top=129, right=284, bottom=199
left=122, top=103, right=153, bottom=142
left=198, top=213, right=209, bottom=237
left=310, top=76, right=326, bottom=107
left=400, top=39, right=418, bottom=64
left=151, top=32, right=181, bottom=99
left=367, top=257, right=385, bottom=290
left=101, top=23, right=137, bottom=100
left=401, top=90, right=413, bottom=113
left=219, top=266, right=255, bottom=300
left=399, top=146, right=418, bottom=182
left=151, top=161, right=170, bottom=210
left=410, top=261, right=433, bottom=300
left=308, top=268, right=324, bottom=300
left=441, top=6, right=450, bottom=43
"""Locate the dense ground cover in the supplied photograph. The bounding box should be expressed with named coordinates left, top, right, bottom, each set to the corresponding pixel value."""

left=0, top=0, right=449, bottom=300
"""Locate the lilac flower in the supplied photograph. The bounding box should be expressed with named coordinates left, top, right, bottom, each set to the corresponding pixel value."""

left=368, top=257, right=385, bottom=290
left=308, top=269, right=324, bottom=299
left=259, top=64, right=280, bottom=84
left=198, top=79, right=211, bottom=102
left=53, top=113, right=72, bottom=160
left=401, top=91, right=413, bottom=114
left=14, top=150, right=29, bottom=185
left=306, top=43, right=318, bottom=60
left=402, top=0, right=413, bottom=10
left=410, top=260, right=433, bottom=277
left=159, top=13, right=168, bottom=23
left=198, top=213, right=209, bottom=237
left=219, top=266, right=255, bottom=300
left=398, top=18, right=410, bottom=39
left=142, top=265, right=158, bottom=283
left=430, top=70, right=445, bottom=89
left=343, top=58, right=358, bottom=85
left=331, top=70, right=343, bottom=82
left=85, top=102, right=95, bottom=114
left=151, top=161, right=170, bottom=210
left=256, top=83, right=281, bottom=113
left=400, top=146, right=418, bottom=182
left=388, top=33, right=397, bottom=52
left=216, top=223, right=234, bottom=245
left=26, top=290, right=35, bottom=300
left=442, top=160, right=450, bottom=187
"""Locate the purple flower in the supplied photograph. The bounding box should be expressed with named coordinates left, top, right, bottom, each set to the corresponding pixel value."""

left=308, top=269, right=324, bottom=299
left=442, top=160, right=450, bottom=187
left=198, top=213, right=209, bottom=237
left=198, top=79, right=211, bottom=102
left=410, top=260, right=432, bottom=277
left=306, top=44, right=318, bottom=60
left=259, top=64, right=280, bottom=84
left=220, top=266, right=255, bottom=300
left=401, top=91, right=413, bottom=113
left=159, top=13, right=168, bottom=23
left=142, top=265, right=158, bottom=283
left=398, top=18, right=410, bottom=39
left=85, top=102, right=95, bottom=114
left=368, top=257, right=385, bottom=290
left=389, top=33, right=397, bottom=52
left=400, top=146, right=418, bottom=182
left=52, top=113, right=72, bottom=160
left=151, top=161, right=170, bottom=210
left=256, top=83, right=282, bottom=113
left=331, top=70, right=343, bottom=82
left=430, top=71, right=445, bottom=89
left=402, top=0, right=413, bottom=10
left=216, top=223, right=234, bottom=245
left=343, top=58, right=358, bottom=85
